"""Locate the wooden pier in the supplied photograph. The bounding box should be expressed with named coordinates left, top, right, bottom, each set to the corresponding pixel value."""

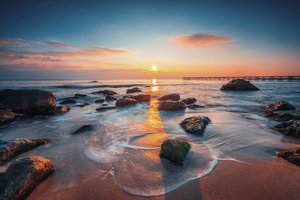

left=182, top=76, right=300, bottom=81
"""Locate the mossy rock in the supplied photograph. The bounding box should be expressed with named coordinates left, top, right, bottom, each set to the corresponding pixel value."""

left=160, top=139, right=191, bottom=165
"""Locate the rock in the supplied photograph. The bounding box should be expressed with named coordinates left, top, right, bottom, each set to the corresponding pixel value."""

left=126, top=87, right=142, bottom=93
left=76, top=103, right=90, bottom=107
left=158, top=93, right=180, bottom=101
left=158, top=101, right=186, bottom=111
left=160, top=139, right=191, bottom=165
left=180, top=116, right=210, bottom=135
left=96, top=106, right=117, bottom=112
left=220, top=79, right=259, bottom=91
left=90, top=80, right=98, bottom=83
left=106, top=95, right=117, bottom=101
left=273, top=120, right=300, bottom=138
left=273, top=111, right=300, bottom=122
left=0, top=156, right=54, bottom=200
left=116, top=98, right=137, bottom=107
left=0, top=109, right=24, bottom=125
left=187, top=104, right=204, bottom=109
left=130, top=94, right=151, bottom=102
left=265, top=100, right=296, bottom=115
left=0, top=89, right=56, bottom=115
left=72, top=125, right=94, bottom=135
left=181, top=98, right=197, bottom=105
left=60, top=99, right=77, bottom=104
left=95, top=99, right=105, bottom=104
left=277, top=147, right=300, bottom=166
left=74, top=93, right=87, bottom=98
left=91, top=90, right=117, bottom=95
left=51, top=106, right=70, bottom=115
left=0, top=138, right=50, bottom=165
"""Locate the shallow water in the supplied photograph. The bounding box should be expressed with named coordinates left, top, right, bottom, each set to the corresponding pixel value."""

left=0, top=79, right=300, bottom=197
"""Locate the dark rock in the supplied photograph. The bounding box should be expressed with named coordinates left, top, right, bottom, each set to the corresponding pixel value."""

left=60, top=99, right=77, bottom=104
left=158, top=93, right=180, bottom=101
left=90, top=80, right=98, bottom=83
left=180, top=116, right=210, bottom=135
left=76, top=103, right=90, bottom=107
left=126, top=87, right=142, bottom=93
left=181, top=98, right=197, bottom=105
left=277, top=147, right=300, bottom=166
left=160, top=139, right=191, bottom=165
left=130, top=94, right=151, bottom=102
left=273, top=120, right=300, bottom=138
left=0, top=156, right=54, bottom=200
left=265, top=100, right=296, bottom=115
left=0, top=89, right=56, bottom=115
left=0, top=109, right=24, bottom=125
left=51, top=106, right=70, bottom=115
left=158, top=101, right=186, bottom=111
left=0, top=138, right=50, bottom=165
left=91, top=90, right=117, bottom=95
left=95, top=99, right=105, bottom=104
left=273, top=111, right=300, bottom=122
left=106, top=95, right=117, bottom=101
left=187, top=104, right=204, bottom=109
left=220, top=79, right=259, bottom=91
left=72, top=125, right=94, bottom=135
left=96, top=106, right=117, bottom=112
left=74, top=93, right=87, bottom=98
left=116, top=98, right=137, bottom=107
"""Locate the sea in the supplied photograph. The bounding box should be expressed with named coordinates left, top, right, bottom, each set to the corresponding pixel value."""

left=0, top=79, right=300, bottom=196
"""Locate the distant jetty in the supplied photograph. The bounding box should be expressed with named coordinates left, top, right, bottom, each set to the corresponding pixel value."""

left=182, top=76, right=300, bottom=81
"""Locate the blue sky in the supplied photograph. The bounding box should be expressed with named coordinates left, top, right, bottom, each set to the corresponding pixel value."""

left=0, top=0, right=299, bottom=79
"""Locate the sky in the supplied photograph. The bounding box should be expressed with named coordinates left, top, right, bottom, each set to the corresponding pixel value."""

left=0, top=0, right=300, bottom=80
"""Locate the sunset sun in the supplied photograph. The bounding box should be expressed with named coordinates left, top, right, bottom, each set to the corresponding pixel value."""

left=152, top=65, right=158, bottom=72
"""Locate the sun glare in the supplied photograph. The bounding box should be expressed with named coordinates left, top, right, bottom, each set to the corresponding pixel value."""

left=152, top=65, right=158, bottom=72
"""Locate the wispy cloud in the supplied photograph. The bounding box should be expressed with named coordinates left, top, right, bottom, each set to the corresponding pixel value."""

left=45, top=41, right=76, bottom=49
left=0, top=38, right=30, bottom=47
left=170, top=33, right=233, bottom=48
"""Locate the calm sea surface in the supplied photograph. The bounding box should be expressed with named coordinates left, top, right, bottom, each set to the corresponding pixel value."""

left=0, top=79, right=300, bottom=196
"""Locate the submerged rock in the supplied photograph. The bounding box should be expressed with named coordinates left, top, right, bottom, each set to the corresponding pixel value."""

left=0, top=109, right=24, bottom=125
left=160, top=139, right=191, bottom=166
left=0, top=138, right=50, bottom=165
left=91, top=90, right=117, bottom=95
left=116, top=98, right=137, bottom=107
left=105, top=95, right=117, bottom=101
left=277, top=147, right=300, bottom=166
left=126, top=87, right=142, bottom=93
left=181, top=98, right=197, bottom=105
left=74, top=93, right=87, bottom=98
left=220, top=79, right=259, bottom=91
left=273, top=120, right=300, bottom=138
left=158, top=93, right=180, bottom=101
left=0, top=156, right=54, bottom=200
left=96, top=106, right=117, bottom=112
left=95, top=99, right=105, bottom=104
left=76, top=103, right=90, bottom=107
left=187, top=104, right=204, bottom=109
left=158, top=101, right=186, bottom=111
left=0, top=89, right=56, bottom=115
left=60, top=99, right=77, bottom=104
left=180, top=116, right=211, bottom=135
left=265, top=100, right=296, bottom=115
left=51, top=105, right=70, bottom=115
left=72, top=125, right=94, bottom=135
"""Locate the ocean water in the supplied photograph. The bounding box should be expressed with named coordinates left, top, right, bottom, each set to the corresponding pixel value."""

left=0, top=79, right=300, bottom=197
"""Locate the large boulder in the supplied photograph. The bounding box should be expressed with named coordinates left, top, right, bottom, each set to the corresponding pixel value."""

left=158, top=101, right=186, bottom=111
left=72, top=125, right=94, bottom=135
left=180, top=116, right=210, bottom=135
left=181, top=98, right=197, bottom=105
left=220, top=79, right=259, bottom=91
left=0, top=138, right=50, bottom=165
left=126, top=94, right=151, bottom=102
left=126, top=87, right=142, bottom=93
left=160, top=139, right=191, bottom=165
left=0, top=156, right=54, bottom=200
left=91, top=90, right=117, bottom=95
left=116, top=98, right=137, bottom=107
left=273, top=120, right=300, bottom=138
left=0, top=89, right=56, bottom=115
left=277, top=147, right=300, bottom=166
left=158, top=93, right=180, bottom=101
left=0, top=110, right=24, bottom=125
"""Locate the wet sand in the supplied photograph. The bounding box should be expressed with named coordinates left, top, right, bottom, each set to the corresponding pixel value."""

left=28, top=158, right=300, bottom=200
